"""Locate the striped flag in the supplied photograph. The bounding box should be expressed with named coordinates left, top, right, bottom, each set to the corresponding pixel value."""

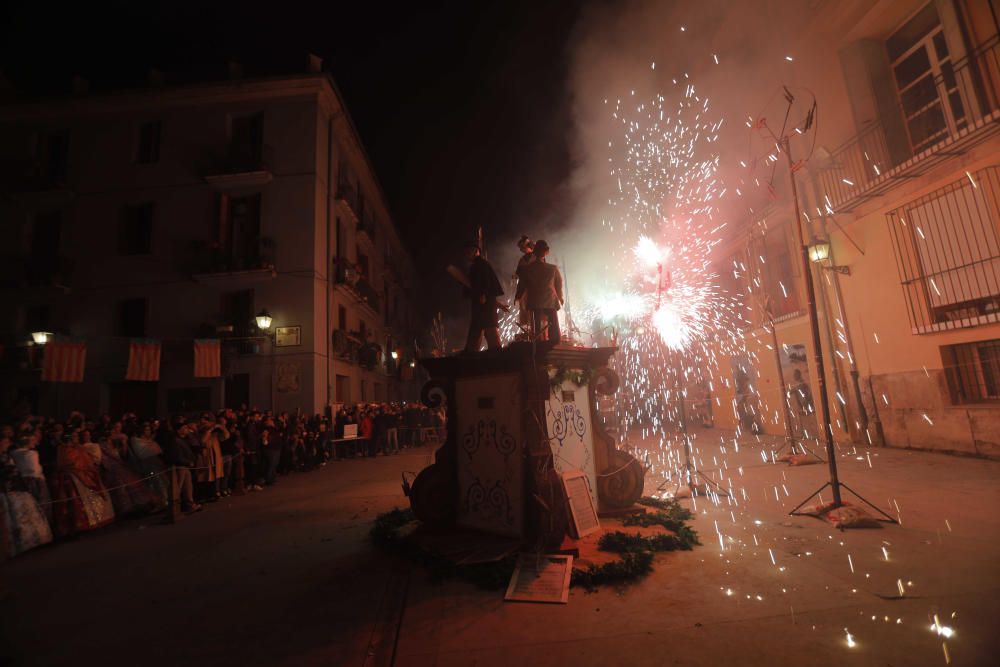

left=194, top=339, right=221, bottom=377
left=126, top=339, right=161, bottom=381
left=41, top=340, right=87, bottom=383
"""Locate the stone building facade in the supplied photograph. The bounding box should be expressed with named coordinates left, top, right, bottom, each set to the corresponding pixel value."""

left=0, top=67, right=420, bottom=418
left=707, top=0, right=1000, bottom=457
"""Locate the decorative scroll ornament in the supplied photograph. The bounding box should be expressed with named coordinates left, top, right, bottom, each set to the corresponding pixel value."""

left=598, top=450, right=644, bottom=509
left=464, top=477, right=514, bottom=526
left=461, top=419, right=517, bottom=462
left=409, top=462, right=455, bottom=527
left=420, top=377, right=448, bottom=408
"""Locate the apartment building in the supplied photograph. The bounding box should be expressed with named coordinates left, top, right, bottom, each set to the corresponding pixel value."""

left=704, top=0, right=1000, bottom=457
left=0, top=62, right=420, bottom=418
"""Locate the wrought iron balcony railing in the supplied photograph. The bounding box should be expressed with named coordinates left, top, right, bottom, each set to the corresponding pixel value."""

left=819, top=34, right=1000, bottom=212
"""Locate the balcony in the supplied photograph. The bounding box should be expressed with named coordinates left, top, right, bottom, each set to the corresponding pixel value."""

left=204, top=144, right=274, bottom=189
left=335, top=179, right=360, bottom=220
left=819, top=35, right=1000, bottom=213
left=191, top=237, right=276, bottom=286
left=357, top=212, right=376, bottom=247
left=355, top=276, right=381, bottom=313
left=0, top=255, right=74, bottom=291
left=333, top=257, right=381, bottom=315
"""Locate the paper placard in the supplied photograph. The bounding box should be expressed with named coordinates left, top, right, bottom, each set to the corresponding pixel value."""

left=504, top=553, right=573, bottom=604
left=343, top=424, right=358, bottom=439
left=562, top=470, right=600, bottom=538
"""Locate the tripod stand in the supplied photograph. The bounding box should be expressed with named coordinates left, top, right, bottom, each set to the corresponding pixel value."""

left=675, top=392, right=729, bottom=498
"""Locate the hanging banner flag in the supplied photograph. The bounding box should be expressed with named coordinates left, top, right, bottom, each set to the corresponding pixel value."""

left=193, top=339, right=221, bottom=378
left=126, top=339, right=161, bottom=381
left=41, top=340, right=87, bottom=383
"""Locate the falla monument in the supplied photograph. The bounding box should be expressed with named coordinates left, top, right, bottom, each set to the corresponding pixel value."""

left=408, top=342, right=644, bottom=549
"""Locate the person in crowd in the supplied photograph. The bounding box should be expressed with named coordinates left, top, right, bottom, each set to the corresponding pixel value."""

left=195, top=415, right=226, bottom=500
left=360, top=408, right=375, bottom=457
left=128, top=422, right=169, bottom=506
left=216, top=416, right=234, bottom=496
left=462, top=241, right=505, bottom=352
left=49, top=429, right=115, bottom=538
left=372, top=407, right=388, bottom=456
left=0, top=402, right=440, bottom=556
left=243, top=411, right=263, bottom=491
left=219, top=416, right=244, bottom=494
left=11, top=431, right=52, bottom=524
left=385, top=406, right=400, bottom=455
left=1, top=434, right=52, bottom=557
left=107, top=421, right=130, bottom=460
left=514, top=239, right=564, bottom=344
left=260, top=417, right=282, bottom=486
left=161, top=420, right=201, bottom=513
left=315, top=420, right=332, bottom=463
left=97, top=430, right=160, bottom=517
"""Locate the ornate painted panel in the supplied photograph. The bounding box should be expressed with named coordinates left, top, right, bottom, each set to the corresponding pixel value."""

left=545, top=377, right=598, bottom=507
left=455, top=373, right=523, bottom=537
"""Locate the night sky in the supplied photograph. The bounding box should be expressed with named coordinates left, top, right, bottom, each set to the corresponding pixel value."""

left=0, top=0, right=585, bottom=322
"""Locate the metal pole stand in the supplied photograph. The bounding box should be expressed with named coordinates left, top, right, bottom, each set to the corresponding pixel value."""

left=675, top=395, right=729, bottom=499
left=788, top=480, right=898, bottom=523
left=772, top=433, right=825, bottom=463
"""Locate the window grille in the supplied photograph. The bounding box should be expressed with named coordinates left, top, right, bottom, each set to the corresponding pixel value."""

left=942, top=338, right=1000, bottom=403
left=886, top=166, right=1000, bottom=332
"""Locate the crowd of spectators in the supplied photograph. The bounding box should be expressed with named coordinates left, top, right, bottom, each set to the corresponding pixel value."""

left=0, top=402, right=444, bottom=559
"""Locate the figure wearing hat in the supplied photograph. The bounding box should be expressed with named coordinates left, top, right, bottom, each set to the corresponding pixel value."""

left=461, top=241, right=505, bottom=352
left=514, top=235, right=536, bottom=340
left=514, top=239, right=563, bottom=343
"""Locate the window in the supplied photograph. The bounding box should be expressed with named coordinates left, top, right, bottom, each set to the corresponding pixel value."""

left=118, top=298, right=147, bottom=337
left=31, top=211, right=61, bottom=259
left=229, top=112, right=263, bottom=171
left=119, top=203, right=154, bottom=255
left=338, top=305, right=347, bottom=330
left=943, top=339, right=1000, bottom=403
left=887, top=166, right=1000, bottom=331
left=222, top=289, right=253, bottom=335
left=24, top=304, right=49, bottom=332
left=136, top=121, right=161, bottom=164
left=335, top=374, right=350, bottom=403
left=887, top=3, right=967, bottom=152
left=357, top=252, right=369, bottom=279
left=41, top=131, right=68, bottom=185
left=754, top=227, right=800, bottom=320
left=216, top=193, right=262, bottom=269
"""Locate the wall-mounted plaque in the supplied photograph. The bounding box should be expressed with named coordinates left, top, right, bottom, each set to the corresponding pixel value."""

left=275, top=326, right=301, bottom=347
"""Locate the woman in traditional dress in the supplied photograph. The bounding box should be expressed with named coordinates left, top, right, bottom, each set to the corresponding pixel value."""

left=1, top=435, right=53, bottom=557
left=48, top=430, right=115, bottom=538
left=128, top=422, right=168, bottom=507
left=11, top=431, right=52, bottom=524
left=107, top=421, right=130, bottom=459
left=96, top=432, right=160, bottom=516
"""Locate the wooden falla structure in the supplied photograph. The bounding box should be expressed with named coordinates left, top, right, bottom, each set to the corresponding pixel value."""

left=409, top=343, right=644, bottom=548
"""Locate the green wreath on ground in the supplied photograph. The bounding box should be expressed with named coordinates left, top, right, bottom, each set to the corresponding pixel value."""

left=370, top=497, right=700, bottom=591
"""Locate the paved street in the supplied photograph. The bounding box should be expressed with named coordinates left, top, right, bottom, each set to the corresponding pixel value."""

left=3, top=436, right=999, bottom=667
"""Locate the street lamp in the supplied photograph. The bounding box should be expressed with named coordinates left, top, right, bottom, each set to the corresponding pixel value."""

left=809, top=239, right=850, bottom=275
left=807, top=240, right=830, bottom=263
left=31, top=331, right=53, bottom=345
left=255, top=309, right=273, bottom=331
left=391, top=350, right=399, bottom=360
